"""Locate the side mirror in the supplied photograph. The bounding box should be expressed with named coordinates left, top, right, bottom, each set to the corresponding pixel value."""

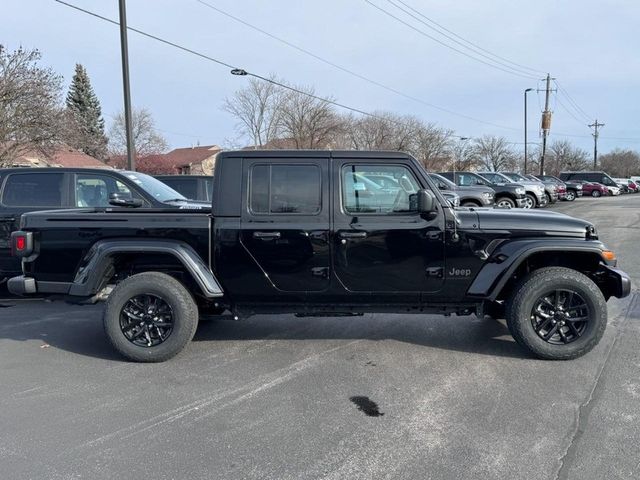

left=417, top=189, right=437, bottom=213
left=109, top=193, right=144, bottom=208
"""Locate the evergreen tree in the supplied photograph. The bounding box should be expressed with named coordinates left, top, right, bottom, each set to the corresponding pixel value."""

left=65, top=64, right=108, bottom=159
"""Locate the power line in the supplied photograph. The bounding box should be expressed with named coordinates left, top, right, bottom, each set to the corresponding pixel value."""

left=194, top=0, right=521, bottom=132
left=363, top=0, right=539, bottom=80
left=392, top=0, right=544, bottom=76
left=54, top=0, right=520, bottom=135
left=555, top=96, right=589, bottom=127
left=554, top=80, right=591, bottom=121
left=382, top=0, right=541, bottom=78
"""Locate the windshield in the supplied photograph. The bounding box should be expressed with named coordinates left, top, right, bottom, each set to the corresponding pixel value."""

left=503, top=172, right=529, bottom=182
left=122, top=171, right=187, bottom=202
left=458, top=172, right=489, bottom=186
left=429, top=173, right=456, bottom=190
left=481, top=172, right=513, bottom=183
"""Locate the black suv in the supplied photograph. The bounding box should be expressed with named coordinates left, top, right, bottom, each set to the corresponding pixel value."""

left=559, top=171, right=619, bottom=190
left=438, top=171, right=527, bottom=208
left=8, top=150, right=630, bottom=362
left=0, top=168, right=207, bottom=281
left=155, top=175, right=213, bottom=202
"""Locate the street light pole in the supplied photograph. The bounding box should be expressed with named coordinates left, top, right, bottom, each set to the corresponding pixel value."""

left=118, top=0, right=135, bottom=171
left=524, top=88, right=533, bottom=174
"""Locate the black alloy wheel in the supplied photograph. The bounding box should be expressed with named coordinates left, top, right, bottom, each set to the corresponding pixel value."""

left=120, top=294, right=174, bottom=347
left=530, top=289, right=589, bottom=345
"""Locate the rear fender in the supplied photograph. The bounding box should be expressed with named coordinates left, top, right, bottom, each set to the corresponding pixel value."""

left=70, top=239, right=223, bottom=298
left=467, top=238, right=608, bottom=300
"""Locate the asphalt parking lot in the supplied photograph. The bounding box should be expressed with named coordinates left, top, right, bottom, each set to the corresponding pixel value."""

left=1, top=195, right=639, bottom=480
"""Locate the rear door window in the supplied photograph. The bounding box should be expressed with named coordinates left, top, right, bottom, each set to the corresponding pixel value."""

left=249, top=164, right=321, bottom=215
left=2, top=173, right=65, bottom=207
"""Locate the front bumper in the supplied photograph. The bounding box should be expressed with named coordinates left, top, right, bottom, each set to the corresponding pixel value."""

left=602, top=266, right=632, bottom=299
left=515, top=198, right=527, bottom=208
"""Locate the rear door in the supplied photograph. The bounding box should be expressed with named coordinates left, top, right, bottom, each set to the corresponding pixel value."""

left=239, top=156, right=330, bottom=295
left=332, top=159, right=445, bottom=302
left=0, top=171, right=69, bottom=278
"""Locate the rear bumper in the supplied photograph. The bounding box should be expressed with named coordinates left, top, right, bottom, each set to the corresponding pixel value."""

left=602, top=266, right=632, bottom=299
left=7, top=275, right=36, bottom=295
left=7, top=275, right=70, bottom=296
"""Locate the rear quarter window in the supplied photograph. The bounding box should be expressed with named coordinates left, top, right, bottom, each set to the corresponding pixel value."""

left=2, top=173, right=65, bottom=207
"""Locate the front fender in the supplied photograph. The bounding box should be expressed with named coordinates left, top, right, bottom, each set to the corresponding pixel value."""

left=69, top=239, right=223, bottom=298
left=467, top=238, right=609, bottom=300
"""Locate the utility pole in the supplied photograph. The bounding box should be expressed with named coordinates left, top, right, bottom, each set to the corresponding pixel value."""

left=119, top=0, right=135, bottom=171
left=539, top=74, right=555, bottom=175
left=524, top=88, right=533, bottom=174
left=589, top=119, right=604, bottom=169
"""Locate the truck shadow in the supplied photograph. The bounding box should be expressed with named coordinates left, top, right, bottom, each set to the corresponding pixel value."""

left=0, top=302, right=529, bottom=361
left=192, top=313, right=529, bottom=360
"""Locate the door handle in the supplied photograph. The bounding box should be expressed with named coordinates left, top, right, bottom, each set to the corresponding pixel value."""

left=253, top=231, right=281, bottom=240
left=339, top=231, right=367, bottom=239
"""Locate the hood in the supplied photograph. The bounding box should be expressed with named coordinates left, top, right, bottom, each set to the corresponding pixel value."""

left=475, top=208, right=593, bottom=237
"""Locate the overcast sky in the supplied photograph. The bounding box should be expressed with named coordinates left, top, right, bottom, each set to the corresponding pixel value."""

left=6, top=0, right=640, bottom=153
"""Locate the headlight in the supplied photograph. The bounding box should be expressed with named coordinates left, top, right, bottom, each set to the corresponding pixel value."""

left=535, top=185, right=545, bottom=193
left=482, top=192, right=493, bottom=199
left=515, top=187, right=525, bottom=195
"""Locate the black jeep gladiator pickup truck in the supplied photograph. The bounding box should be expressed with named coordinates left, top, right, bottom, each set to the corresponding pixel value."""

left=8, top=150, right=631, bottom=362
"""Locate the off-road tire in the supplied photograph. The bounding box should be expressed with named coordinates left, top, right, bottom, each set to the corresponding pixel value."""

left=505, top=267, right=607, bottom=360
left=104, top=272, right=198, bottom=362
left=495, top=197, right=515, bottom=208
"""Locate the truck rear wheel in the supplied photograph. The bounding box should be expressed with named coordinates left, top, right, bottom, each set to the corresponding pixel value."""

left=103, top=272, right=198, bottom=362
left=505, top=267, right=607, bottom=360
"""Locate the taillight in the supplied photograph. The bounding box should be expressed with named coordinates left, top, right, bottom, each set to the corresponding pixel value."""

left=11, top=231, right=33, bottom=257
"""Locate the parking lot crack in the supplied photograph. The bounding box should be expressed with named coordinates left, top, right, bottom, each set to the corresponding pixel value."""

left=555, top=292, right=638, bottom=480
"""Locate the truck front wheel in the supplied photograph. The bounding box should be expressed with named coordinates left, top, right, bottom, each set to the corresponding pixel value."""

left=103, top=272, right=199, bottom=362
left=505, top=267, right=607, bottom=360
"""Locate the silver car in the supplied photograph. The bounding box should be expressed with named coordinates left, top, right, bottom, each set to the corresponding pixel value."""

left=478, top=171, right=546, bottom=209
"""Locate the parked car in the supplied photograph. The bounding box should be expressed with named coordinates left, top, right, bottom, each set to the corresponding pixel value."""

left=427, top=173, right=495, bottom=207
left=441, top=191, right=460, bottom=207
left=155, top=175, right=213, bottom=202
left=437, top=171, right=527, bottom=208
left=559, top=171, right=619, bottom=192
left=536, top=174, right=583, bottom=202
left=574, top=181, right=609, bottom=198
left=0, top=168, right=208, bottom=282
left=524, top=174, right=561, bottom=204
left=8, top=149, right=630, bottom=362
left=477, top=171, right=546, bottom=209
left=614, top=178, right=638, bottom=194
left=607, top=185, right=621, bottom=196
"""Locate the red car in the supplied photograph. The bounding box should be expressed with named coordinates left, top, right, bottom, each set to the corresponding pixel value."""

left=576, top=181, right=609, bottom=197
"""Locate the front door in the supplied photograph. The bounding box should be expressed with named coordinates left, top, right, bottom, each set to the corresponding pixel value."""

left=240, top=157, right=330, bottom=296
left=332, top=160, right=445, bottom=301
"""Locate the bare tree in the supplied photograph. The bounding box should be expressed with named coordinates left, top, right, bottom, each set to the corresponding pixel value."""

left=108, top=107, right=168, bottom=157
left=599, top=148, right=640, bottom=177
left=448, top=138, right=477, bottom=171
left=411, top=123, right=454, bottom=171
left=277, top=85, right=341, bottom=149
left=547, top=139, right=589, bottom=175
left=471, top=135, right=518, bottom=171
left=0, top=45, right=64, bottom=165
left=342, top=112, right=419, bottom=151
left=222, top=76, right=283, bottom=148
